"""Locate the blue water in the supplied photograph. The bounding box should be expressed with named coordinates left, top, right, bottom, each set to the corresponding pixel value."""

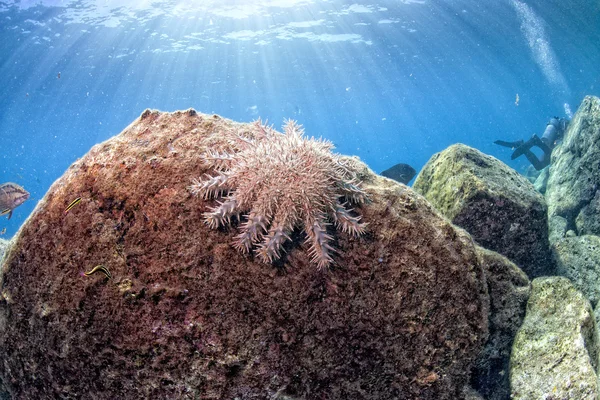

left=1, top=0, right=599, bottom=238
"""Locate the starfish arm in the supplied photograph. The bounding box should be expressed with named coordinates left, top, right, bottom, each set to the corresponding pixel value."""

left=234, top=213, right=269, bottom=254
left=337, top=181, right=368, bottom=204
left=203, top=149, right=235, bottom=171
left=304, top=215, right=335, bottom=269
left=189, top=173, right=229, bottom=199
left=256, top=225, right=291, bottom=264
left=332, top=203, right=367, bottom=236
left=203, top=196, right=238, bottom=229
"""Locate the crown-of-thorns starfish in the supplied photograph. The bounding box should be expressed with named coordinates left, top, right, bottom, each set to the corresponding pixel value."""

left=189, top=119, right=368, bottom=269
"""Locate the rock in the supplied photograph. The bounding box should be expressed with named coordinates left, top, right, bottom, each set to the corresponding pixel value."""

left=552, top=235, right=600, bottom=308
left=0, top=238, right=10, bottom=267
left=549, top=215, right=569, bottom=244
left=524, top=165, right=541, bottom=185
left=469, top=247, right=530, bottom=400
left=0, top=239, right=11, bottom=399
left=546, top=95, right=600, bottom=241
left=0, top=229, right=9, bottom=400
left=510, top=277, right=600, bottom=400
left=0, top=110, right=490, bottom=399
left=413, top=143, right=553, bottom=278
left=533, top=167, right=549, bottom=195
left=462, top=385, right=485, bottom=400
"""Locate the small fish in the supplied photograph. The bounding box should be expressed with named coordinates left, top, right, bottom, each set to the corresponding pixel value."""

left=515, top=93, right=519, bottom=106
left=381, top=163, right=417, bottom=185
left=84, top=265, right=111, bottom=280
left=0, top=228, right=6, bottom=235
left=57, top=72, right=61, bottom=79
left=64, top=197, right=82, bottom=214
left=0, top=182, right=30, bottom=220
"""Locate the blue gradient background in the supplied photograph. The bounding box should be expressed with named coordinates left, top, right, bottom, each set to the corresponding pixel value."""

left=1, top=0, right=599, bottom=237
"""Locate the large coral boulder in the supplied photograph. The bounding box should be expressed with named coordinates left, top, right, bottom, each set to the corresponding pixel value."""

left=0, top=110, right=489, bottom=399
left=546, top=95, right=600, bottom=242
left=413, top=144, right=553, bottom=278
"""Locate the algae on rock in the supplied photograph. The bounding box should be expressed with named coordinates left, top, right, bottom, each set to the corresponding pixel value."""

left=552, top=235, right=600, bottom=308
left=470, top=247, right=531, bottom=400
left=0, top=109, right=490, bottom=400
left=414, top=143, right=553, bottom=278
left=510, top=277, right=600, bottom=400
left=546, top=95, right=600, bottom=241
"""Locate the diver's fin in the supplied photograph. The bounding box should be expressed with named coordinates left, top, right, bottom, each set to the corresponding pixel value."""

left=511, top=146, right=526, bottom=160
left=494, top=139, right=524, bottom=149
left=511, top=134, right=551, bottom=160
left=528, top=135, right=552, bottom=155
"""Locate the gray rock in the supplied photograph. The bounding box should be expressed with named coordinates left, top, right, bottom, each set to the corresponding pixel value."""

left=0, top=238, right=11, bottom=274
left=524, top=165, right=541, bottom=185
left=546, top=95, right=600, bottom=241
left=462, top=385, right=485, bottom=400
left=576, top=190, right=600, bottom=235
left=533, top=167, right=549, bottom=195
left=470, top=247, right=530, bottom=400
left=552, top=235, right=600, bottom=308
left=549, top=215, right=569, bottom=244
left=510, top=276, right=599, bottom=400
left=413, top=143, right=554, bottom=277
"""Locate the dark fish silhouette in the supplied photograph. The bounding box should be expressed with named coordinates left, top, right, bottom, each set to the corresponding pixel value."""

left=381, top=163, right=417, bottom=185
left=0, top=182, right=30, bottom=220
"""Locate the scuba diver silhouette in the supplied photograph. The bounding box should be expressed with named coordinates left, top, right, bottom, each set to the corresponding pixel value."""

left=495, top=117, right=569, bottom=171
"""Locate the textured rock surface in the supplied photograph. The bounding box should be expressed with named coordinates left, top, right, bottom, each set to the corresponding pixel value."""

left=510, top=277, right=600, bottom=400
left=552, top=235, right=600, bottom=308
left=533, top=167, right=549, bottom=195
left=546, top=95, right=600, bottom=241
left=413, top=143, right=553, bottom=278
left=470, top=247, right=530, bottom=400
left=0, top=110, right=490, bottom=399
left=0, top=238, right=10, bottom=266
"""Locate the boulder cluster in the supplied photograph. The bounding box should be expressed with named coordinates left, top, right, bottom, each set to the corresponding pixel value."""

left=413, top=95, right=600, bottom=400
left=0, top=96, right=599, bottom=399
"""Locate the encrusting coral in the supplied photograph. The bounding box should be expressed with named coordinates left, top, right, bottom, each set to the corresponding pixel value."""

left=189, top=119, right=368, bottom=268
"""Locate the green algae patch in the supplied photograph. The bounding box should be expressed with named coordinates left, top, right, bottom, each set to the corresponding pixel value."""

left=414, top=143, right=553, bottom=278
left=510, top=276, right=599, bottom=400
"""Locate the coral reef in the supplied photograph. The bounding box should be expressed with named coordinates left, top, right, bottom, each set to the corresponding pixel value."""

left=190, top=119, right=367, bottom=269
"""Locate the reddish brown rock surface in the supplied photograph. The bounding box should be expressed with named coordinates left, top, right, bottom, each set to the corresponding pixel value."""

left=0, top=110, right=489, bottom=399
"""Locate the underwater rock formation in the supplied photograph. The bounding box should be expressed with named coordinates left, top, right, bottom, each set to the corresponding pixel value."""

left=0, top=110, right=489, bottom=399
left=544, top=95, right=600, bottom=328
left=546, top=95, right=600, bottom=241
left=552, top=235, right=600, bottom=309
left=469, top=247, right=530, bottom=400
left=413, top=144, right=553, bottom=278
left=510, top=277, right=599, bottom=400
left=533, top=168, right=549, bottom=195
left=0, top=238, right=10, bottom=266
